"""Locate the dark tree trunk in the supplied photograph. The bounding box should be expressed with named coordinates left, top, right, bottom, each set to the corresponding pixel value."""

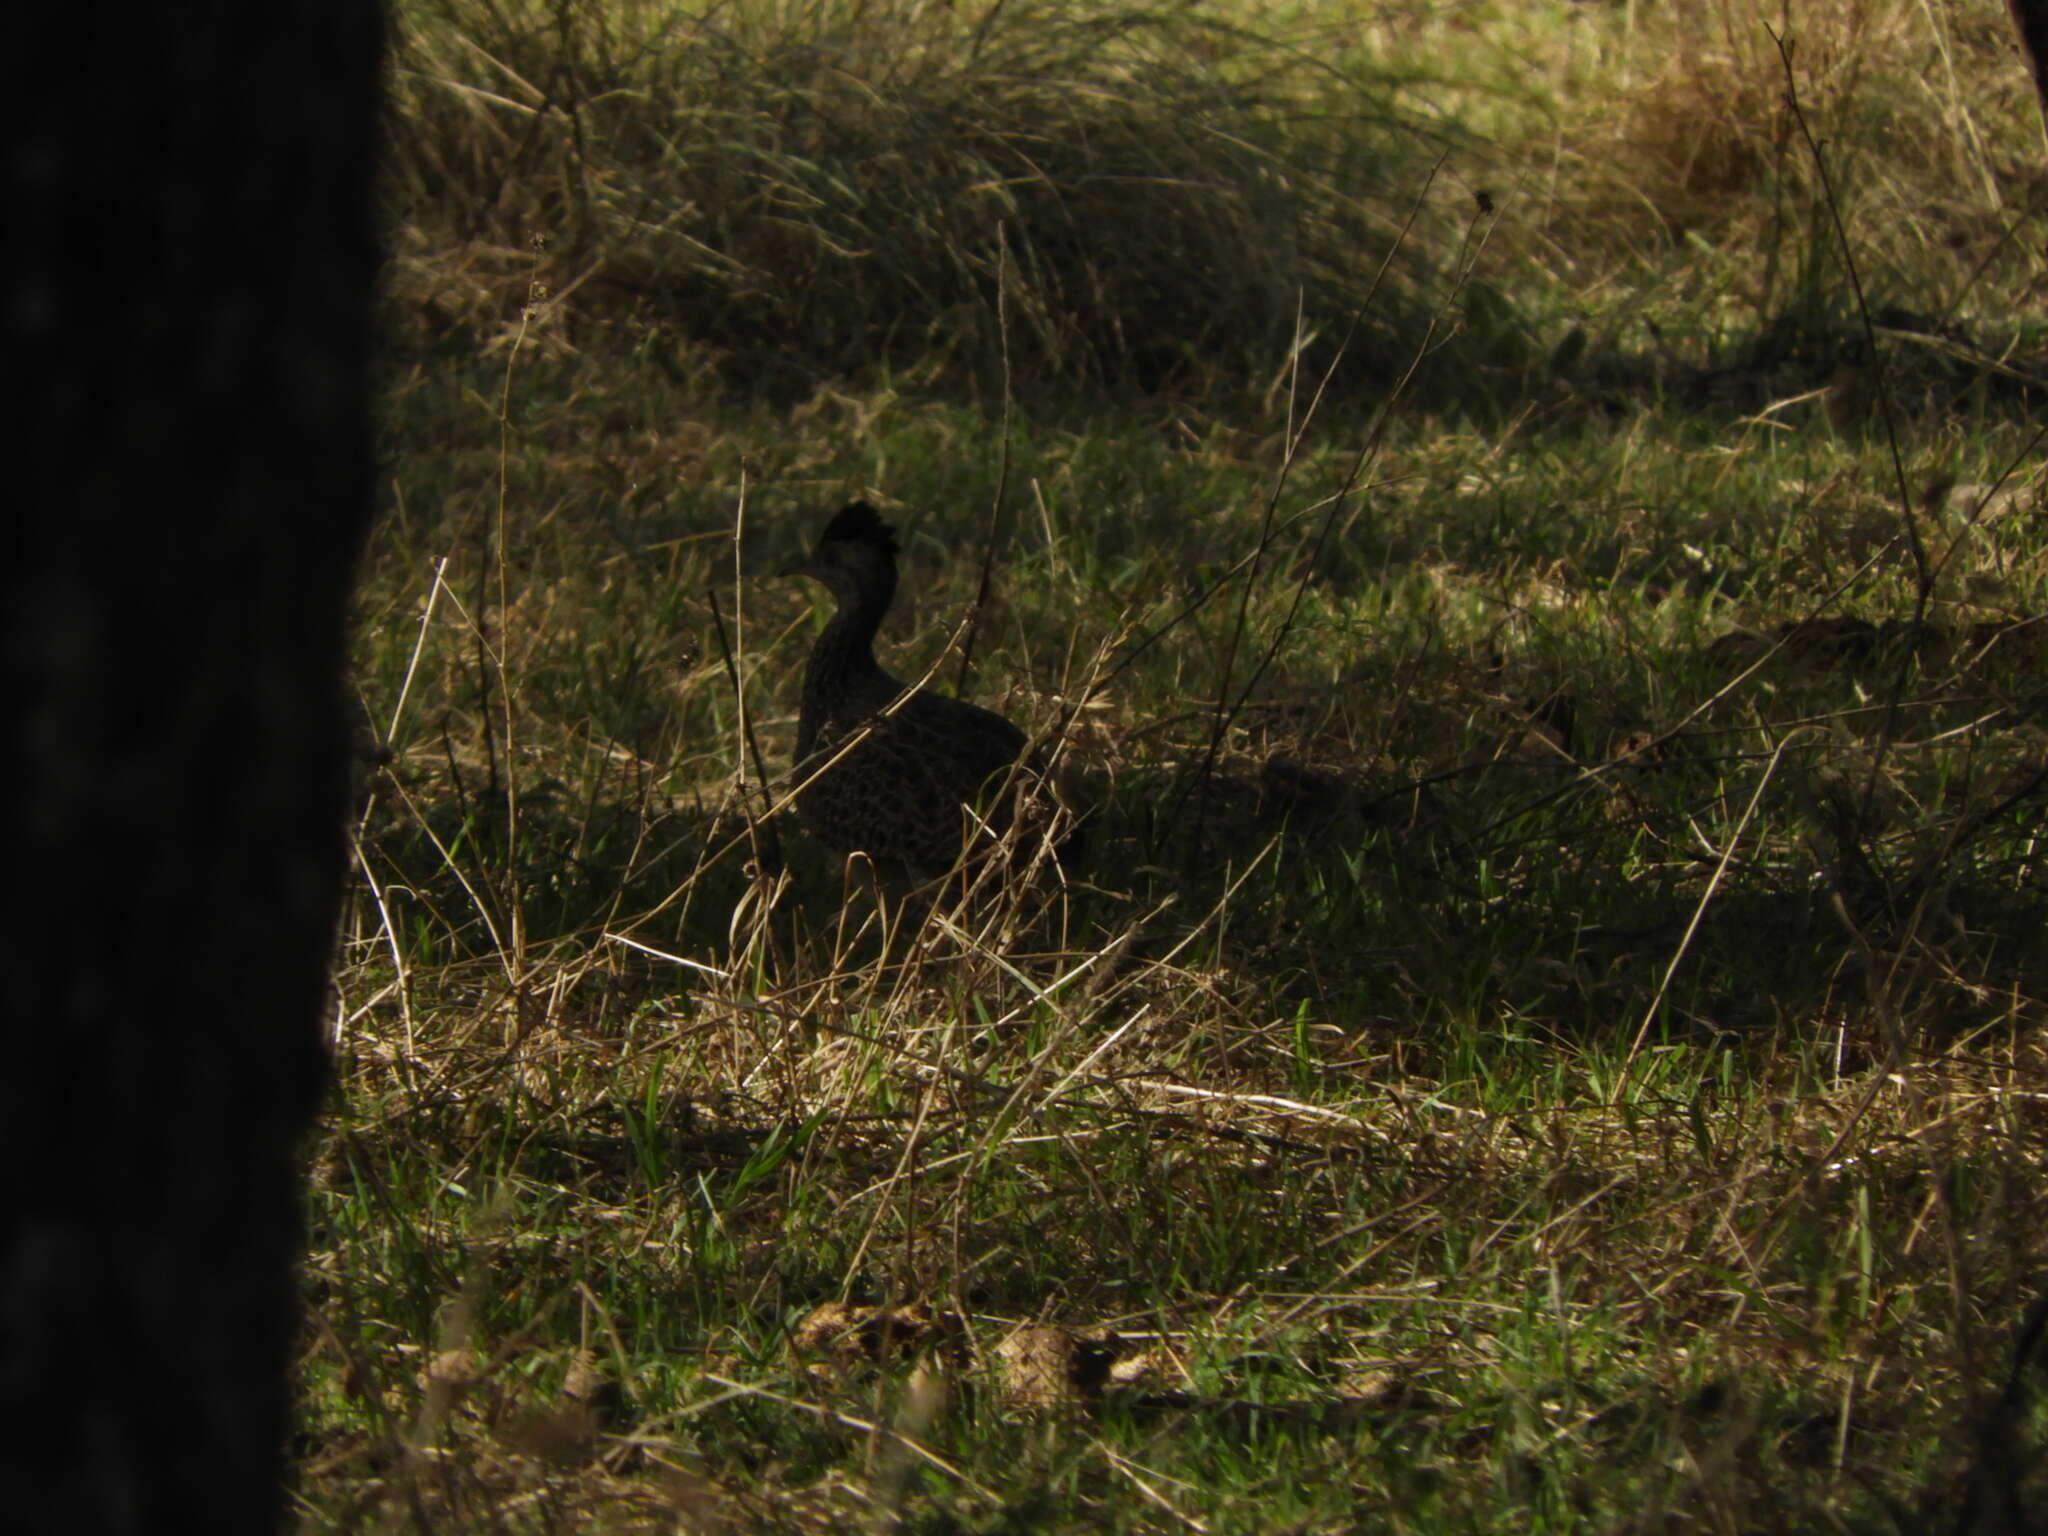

left=2, top=5, right=383, bottom=1532
left=2013, top=0, right=2048, bottom=129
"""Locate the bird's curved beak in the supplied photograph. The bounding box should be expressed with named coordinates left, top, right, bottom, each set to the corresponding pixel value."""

left=777, top=552, right=819, bottom=581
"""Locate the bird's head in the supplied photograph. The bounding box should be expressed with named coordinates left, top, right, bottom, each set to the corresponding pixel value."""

left=783, top=500, right=901, bottom=602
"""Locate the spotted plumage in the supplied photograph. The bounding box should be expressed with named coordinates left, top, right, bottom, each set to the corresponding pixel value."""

left=787, top=501, right=1029, bottom=881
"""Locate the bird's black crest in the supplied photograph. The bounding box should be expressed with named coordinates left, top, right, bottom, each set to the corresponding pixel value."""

left=820, top=500, right=899, bottom=555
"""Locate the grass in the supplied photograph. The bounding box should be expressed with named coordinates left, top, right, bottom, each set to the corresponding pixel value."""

left=307, top=0, right=2048, bottom=1529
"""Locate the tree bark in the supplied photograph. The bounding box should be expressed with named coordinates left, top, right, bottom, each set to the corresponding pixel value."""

left=2013, top=0, right=2048, bottom=131
left=2, top=5, right=383, bottom=1531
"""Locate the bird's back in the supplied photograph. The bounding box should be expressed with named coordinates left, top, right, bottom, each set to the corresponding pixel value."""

left=795, top=668, right=1027, bottom=878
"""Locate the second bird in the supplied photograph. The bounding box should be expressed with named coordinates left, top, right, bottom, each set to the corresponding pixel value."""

left=786, top=500, right=1028, bottom=883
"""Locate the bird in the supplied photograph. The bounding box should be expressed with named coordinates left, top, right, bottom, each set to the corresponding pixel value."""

left=784, top=500, right=1032, bottom=884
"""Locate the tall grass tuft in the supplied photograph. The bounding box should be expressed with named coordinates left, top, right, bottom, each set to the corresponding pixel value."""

left=384, top=0, right=1499, bottom=401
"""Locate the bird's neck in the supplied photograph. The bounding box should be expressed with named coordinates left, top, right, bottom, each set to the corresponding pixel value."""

left=799, top=568, right=898, bottom=744
left=820, top=565, right=896, bottom=673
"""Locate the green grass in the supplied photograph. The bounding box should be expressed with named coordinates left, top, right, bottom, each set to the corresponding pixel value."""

left=309, top=0, right=2048, bottom=1529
